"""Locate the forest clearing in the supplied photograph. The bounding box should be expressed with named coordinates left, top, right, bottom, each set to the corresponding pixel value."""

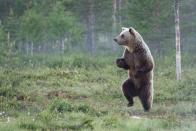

left=0, top=53, right=196, bottom=130
left=0, top=0, right=196, bottom=130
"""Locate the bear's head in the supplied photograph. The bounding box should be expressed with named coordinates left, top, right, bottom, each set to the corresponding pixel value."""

left=114, top=27, right=142, bottom=52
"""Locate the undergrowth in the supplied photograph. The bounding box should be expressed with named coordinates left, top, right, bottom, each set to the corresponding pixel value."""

left=0, top=53, right=195, bottom=130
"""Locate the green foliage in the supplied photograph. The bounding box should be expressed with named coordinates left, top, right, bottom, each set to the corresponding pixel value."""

left=123, top=0, right=173, bottom=33
left=19, top=9, right=44, bottom=42
left=49, top=2, right=74, bottom=37
left=0, top=0, right=83, bottom=51
left=0, top=54, right=195, bottom=130
left=49, top=99, right=73, bottom=113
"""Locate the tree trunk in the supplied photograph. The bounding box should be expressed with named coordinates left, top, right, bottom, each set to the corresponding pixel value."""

left=86, top=0, right=95, bottom=54
left=38, top=45, right=41, bottom=53
left=5, top=32, right=11, bottom=65
left=18, top=42, right=22, bottom=53
left=26, top=42, right=29, bottom=55
left=30, top=41, right=33, bottom=56
left=117, top=0, right=122, bottom=25
left=154, top=0, right=161, bottom=55
left=155, top=0, right=160, bottom=32
left=112, top=0, right=117, bottom=51
left=174, top=0, right=181, bottom=80
left=61, top=39, right=65, bottom=54
left=43, top=43, right=46, bottom=53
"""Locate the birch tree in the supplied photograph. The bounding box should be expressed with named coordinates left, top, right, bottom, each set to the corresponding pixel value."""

left=112, top=0, right=117, bottom=51
left=174, top=0, right=182, bottom=80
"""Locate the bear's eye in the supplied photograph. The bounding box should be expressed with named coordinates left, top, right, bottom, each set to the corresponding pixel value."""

left=121, top=34, right=125, bottom=39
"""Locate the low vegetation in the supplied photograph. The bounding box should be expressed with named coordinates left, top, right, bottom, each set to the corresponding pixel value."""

left=0, top=53, right=195, bottom=131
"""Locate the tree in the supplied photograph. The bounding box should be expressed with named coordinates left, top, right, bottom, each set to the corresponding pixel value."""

left=47, top=1, right=83, bottom=53
left=85, top=0, right=95, bottom=54
left=116, top=0, right=122, bottom=25
left=122, top=0, right=173, bottom=55
left=17, top=0, right=83, bottom=54
left=112, top=0, right=118, bottom=51
left=0, top=24, right=6, bottom=63
left=112, top=0, right=123, bottom=51
left=174, top=0, right=181, bottom=80
left=19, top=9, right=44, bottom=55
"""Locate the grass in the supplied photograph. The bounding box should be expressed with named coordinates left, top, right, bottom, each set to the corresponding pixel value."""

left=0, top=53, right=196, bottom=131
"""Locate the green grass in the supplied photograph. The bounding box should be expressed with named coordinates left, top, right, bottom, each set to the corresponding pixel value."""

left=0, top=53, right=196, bottom=131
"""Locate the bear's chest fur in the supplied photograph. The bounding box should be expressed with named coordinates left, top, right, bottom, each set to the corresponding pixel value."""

left=124, top=51, right=137, bottom=77
left=124, top=49, right=151, bottom=86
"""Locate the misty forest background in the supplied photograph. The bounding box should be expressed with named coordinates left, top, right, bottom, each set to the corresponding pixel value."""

left=0, top=0, right=196, bottom=59
left=0, top=0, right=196, bottom=131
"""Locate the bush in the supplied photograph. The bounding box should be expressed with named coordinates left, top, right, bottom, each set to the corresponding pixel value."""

left=49, top=99, right=73, bottom=113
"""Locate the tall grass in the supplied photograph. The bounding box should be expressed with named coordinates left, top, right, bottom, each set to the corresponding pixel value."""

left=0, top=52, right=195, bottom=130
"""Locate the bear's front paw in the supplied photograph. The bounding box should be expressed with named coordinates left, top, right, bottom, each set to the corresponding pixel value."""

left=116, top=58, right=124, bottom=67
left=116, top=58, right=129, bottom=69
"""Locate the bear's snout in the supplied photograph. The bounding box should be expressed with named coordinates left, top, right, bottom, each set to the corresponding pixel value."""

left=113, top=38, right=117, bottom=42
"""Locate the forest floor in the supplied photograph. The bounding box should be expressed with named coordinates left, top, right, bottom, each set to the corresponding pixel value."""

left=0, top=53, right=196, bottom=131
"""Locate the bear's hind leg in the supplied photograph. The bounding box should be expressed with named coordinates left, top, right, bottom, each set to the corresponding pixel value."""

left=122, top=79, right=138, bottom=107
left=139, top=84, right=153, bottom=112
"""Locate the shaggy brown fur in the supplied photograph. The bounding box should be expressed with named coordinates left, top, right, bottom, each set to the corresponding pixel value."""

left=114, top=27, right=154, bottom=111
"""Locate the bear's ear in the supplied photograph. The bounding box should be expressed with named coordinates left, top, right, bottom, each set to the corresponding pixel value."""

left=129, top=27, right=135, bottom=36
left=122, top=27, right=128, bottom=31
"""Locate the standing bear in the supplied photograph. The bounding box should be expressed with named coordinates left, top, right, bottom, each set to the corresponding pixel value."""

left=114, top=27, right=154, bottom=111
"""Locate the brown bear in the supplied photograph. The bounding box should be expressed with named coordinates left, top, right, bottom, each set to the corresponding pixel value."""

left=113, top=27, right=154, bottom=111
